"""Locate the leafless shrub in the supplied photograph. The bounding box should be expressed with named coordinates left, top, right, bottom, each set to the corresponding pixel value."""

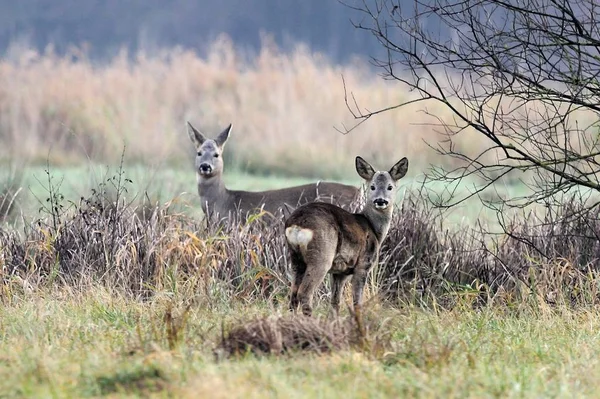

left=373, top=193, right=491, bottom=306
left=374, top=192, right=600, bottom=308
left=343, top=0, right=600, bottom=216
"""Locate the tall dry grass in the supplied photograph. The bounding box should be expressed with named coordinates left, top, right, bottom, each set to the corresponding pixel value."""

left=0, top=36, right=488, bottom=178
left=2, top=168, right=599, bottom=309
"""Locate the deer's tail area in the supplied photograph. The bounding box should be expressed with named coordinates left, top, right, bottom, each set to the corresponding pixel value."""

left=285, top=225, right=314, bottom=252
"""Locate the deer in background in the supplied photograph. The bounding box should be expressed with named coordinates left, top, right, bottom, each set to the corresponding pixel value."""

left=187, top=122, right=361, bottom=222
left=285, top=156, right=409, bottom=320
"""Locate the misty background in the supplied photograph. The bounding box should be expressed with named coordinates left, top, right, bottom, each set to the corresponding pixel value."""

left=0, top=0, right=388, bottom=61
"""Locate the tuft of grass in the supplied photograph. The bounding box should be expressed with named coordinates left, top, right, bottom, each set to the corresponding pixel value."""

left=0, top=165, right=23, bottom=224
left=217, top=315, right=353, bottom=357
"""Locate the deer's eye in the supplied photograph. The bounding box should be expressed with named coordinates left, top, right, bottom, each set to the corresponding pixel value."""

left=370, top=185, right=376, bottom=191
left=387, top=185, right=393, bottom=191
left=197, top=152, right=202, bottom=156
left=214, top=153, right=220, bottom=158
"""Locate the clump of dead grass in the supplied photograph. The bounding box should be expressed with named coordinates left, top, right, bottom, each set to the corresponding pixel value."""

left=217, top=315, right=352, bottom=357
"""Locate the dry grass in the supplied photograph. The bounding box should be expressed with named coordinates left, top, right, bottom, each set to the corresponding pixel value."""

left=217, top=315, right=353, bottom=357
left=3, top=35, right=600, bottom=398
left=0, top=36, right=486, bottom=178
left=2, top=168, right=600, bottom=312
left=0, top=171, right=599, bottom=396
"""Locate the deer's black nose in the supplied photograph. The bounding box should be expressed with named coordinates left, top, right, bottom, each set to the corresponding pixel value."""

left=374, top=198, right=389, bottom=207
left=200, top=163, right=212, bottom=173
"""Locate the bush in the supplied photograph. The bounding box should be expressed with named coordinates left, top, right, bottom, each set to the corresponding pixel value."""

left=2, top=172, right=600, bottom=309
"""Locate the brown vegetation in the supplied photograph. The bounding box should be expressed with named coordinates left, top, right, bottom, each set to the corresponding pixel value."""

left=217, top=315, right=352, bottom=357
left=2, top=170, right=599, bottom=311
left=0, top=37, right=483, bottom=178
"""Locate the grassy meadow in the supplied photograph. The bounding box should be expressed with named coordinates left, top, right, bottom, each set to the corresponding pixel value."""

left=1, top=39, right=600, bottom=398
left=3, top=291, right=600, bottom=398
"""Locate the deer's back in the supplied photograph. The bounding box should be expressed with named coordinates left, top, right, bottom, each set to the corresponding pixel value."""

left=312, top=182, right=360, bottom=207
left=230, top=182, right=359, bottom=216
left=286, top=202, right=376, bottom=270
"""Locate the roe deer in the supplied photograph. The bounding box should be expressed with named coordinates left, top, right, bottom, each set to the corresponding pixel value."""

left=187, top=122, right=361, bottom=222
left=285, top=156, right=409, bottom=317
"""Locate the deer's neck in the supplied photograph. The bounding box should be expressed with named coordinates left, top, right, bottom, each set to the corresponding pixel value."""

left=196, top=173, right=229, bottom=213
left=362, top=205, right=394, bottom=243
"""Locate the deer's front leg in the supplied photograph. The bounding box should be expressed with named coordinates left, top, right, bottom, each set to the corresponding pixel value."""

left=351, top=268, right=368, bottom=311
left=351, top=267, right=368, bottom=339
left=352, top=250, right=378, bottom=337
left=351, top=250, right=378, bottom=312
left=331, top=273, right=351, bottom=316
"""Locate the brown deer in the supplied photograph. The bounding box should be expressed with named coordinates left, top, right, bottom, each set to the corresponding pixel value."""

left=285, top=156, right=409, bottom=317
left=187, top=122, right=361, bottom=222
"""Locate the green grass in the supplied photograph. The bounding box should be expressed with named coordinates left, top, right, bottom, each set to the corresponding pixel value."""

left=9, top=164, right=361, bottom=221
left=1, top=289, right=600, bottom=398
left=3, top=163, right=528, bottom=232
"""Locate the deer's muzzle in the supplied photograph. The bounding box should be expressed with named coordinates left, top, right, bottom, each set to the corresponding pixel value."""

left=373, top=198, right=389, bottom=209
left=199, top=163, right=213, bottom=175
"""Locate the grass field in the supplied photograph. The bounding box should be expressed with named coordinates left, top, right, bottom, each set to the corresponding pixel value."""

left=0, top=163, right=595, bottom=397
left=2, top=289, right=600, bottom=398
left=0, top=163, right=596, bottom=398
left=1, top=39, right=598, bottom=398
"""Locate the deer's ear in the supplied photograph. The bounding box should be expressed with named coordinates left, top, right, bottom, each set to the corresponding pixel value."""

left=187, top=122, right=206, bottom=147
left=215, top=124, right=232, bottom=148
left=389, top=157, right=409, bottom=181
left=355, top=156, right=376, bottom=181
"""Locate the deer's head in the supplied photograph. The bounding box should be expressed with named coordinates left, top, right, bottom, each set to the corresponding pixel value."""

left=187, top=122, right=231, bottom=180
left=355, top=156, right=409, bottom=211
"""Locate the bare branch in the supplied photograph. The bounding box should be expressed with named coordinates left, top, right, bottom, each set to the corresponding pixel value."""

left=342, top=0, right=600, bottom=252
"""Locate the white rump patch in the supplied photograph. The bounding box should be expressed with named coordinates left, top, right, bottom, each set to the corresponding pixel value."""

left=285, top=225, right=314, bottom=249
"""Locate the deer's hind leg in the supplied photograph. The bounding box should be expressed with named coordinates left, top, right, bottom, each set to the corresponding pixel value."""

left=289, top=250, right=306, bottom=312
left=296, top=242, right=336, bottom=317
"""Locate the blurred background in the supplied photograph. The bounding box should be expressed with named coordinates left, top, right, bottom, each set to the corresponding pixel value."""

left=0, top=0, right=377, bottom=62
left=0, top=0, right=492, bottom=220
